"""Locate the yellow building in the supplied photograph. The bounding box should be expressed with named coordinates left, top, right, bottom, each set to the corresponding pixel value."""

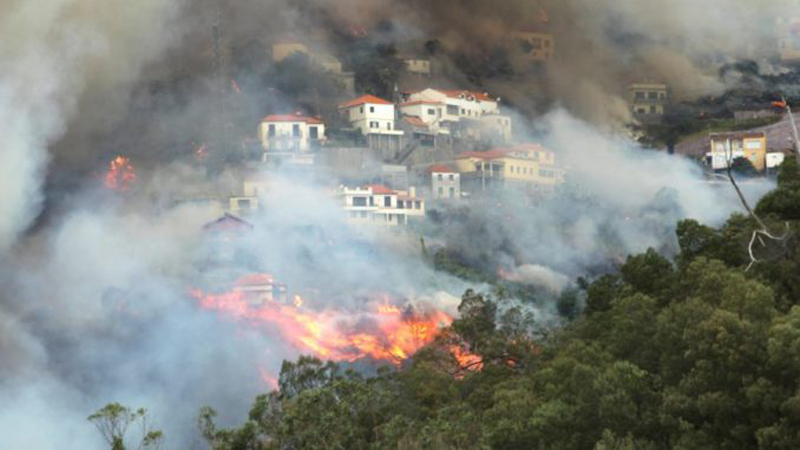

left=627, top=79, right=668, bottom=118
left=272, top=42, right=310, bottom=62
left=454, top=144, right=564, bottom=193
left=707, top=132, right=768, bottom=171
left=512, top=30, right=555, bottom=62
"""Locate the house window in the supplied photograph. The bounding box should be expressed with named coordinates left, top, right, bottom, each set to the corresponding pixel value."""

left=360, top=106, right=364, bottom=113
left=438, top=187, right=443, bottom=196
left=447, top=105, right=458, bottom=115
left=398, top=200, right=405, bottom=209
left=648, top=92, right=658, bottom=100
left=460, top=108, right=465, bottom=115
left=387, top=122, right=392, bottom=130
left=292, top=124, right=301, bottom=137
left=384, top=196, right=391, bottom=207
left=635, top=91, right=645, bottom=100
left=237, top=199, right=252, bottom=210
left=309, top=126, right=318, bottom=139
left=369, top=196, right=374, bottom=206
left=370, top=106, right=375, bottom=113
left=649, top=105, right=656, bottom=114
left=437, top=174, right=443, bottom=181
left=449, top=174, right=454, bottom=181
left=268, top=124, right=276, bottom=137
left=353, top=197, right=367, bottom=207
left=415, top=201, right=421, bottom=209
left=449, top=187, right=455, bottom=197
left=428, top=108, right=436, bottom=115
left=370, top=121, right=378, bottom=128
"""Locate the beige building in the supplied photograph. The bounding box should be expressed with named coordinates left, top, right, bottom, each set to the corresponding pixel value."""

left=454, top=144, right=564, bottom=193
left=627, top=80, right=668, bottom=118
left=707, top=132, right=768, bottom=171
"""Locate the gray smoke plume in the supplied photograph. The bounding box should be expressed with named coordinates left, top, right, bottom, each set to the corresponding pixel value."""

left=0, top=1, right=788, bottom=449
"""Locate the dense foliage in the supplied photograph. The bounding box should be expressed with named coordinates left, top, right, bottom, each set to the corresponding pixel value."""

left=98, top=161, right=800, bottom=449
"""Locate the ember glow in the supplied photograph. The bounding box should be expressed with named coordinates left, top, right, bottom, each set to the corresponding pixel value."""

left=190, top=287, right=454, bottom=365
left=103, top=155, right=136, bottom=192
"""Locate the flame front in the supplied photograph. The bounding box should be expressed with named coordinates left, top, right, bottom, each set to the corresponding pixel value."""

left=104, top=155, right=136, bottom=191
left=190, top=289, right=454, bottom=365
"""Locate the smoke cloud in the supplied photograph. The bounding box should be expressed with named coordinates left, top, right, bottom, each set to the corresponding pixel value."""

left=0, top=1, right=789, bottom=448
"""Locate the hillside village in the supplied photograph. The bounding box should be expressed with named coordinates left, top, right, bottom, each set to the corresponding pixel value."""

left=182, top=17, right=800, bottom=229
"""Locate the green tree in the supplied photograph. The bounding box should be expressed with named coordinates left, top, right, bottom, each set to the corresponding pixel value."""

left=88, top=403, right=163, bottom=450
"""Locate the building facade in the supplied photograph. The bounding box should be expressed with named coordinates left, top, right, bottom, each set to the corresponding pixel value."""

left=339, top=95, right=403, bottom=136
left=627, top=80, right=669, bottom=119
left=454, top=144, right=564, bottom=193
left=259, top=113, right=326, bottom=153
left=337, top=185, right=425, bottom=227
left=706, top=132, right=768, bottom=171
left=428, top=165, right=461, bottom=200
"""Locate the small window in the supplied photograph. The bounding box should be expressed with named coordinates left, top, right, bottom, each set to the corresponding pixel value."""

left=428, top=108, right=435, bottom=115
left=449, top=187, right=455, bottom=197
left=449, top=174, right=454, bottom=181
left=635, top=92, right=645, bottom=100
left=237, top=199, right=251, bottom=210
left=384, top=196, right=391, bottom=207
left=437, top=174, right=443, bottom=181
left=292, top=124, right=301, bottom=137
left=370, top=106, right=375, bottom=113
left=415, top=201, right=421, bottom=209
left=353, top=197, right=367, bottom=207
left=268, top=124, right=276, bottom=137
left=309, top=126, right=318, bottom=139
left=360, top=106, right=364, bottom=113
left=398, top=200, right=405, bottom=209
left=648, top=92, right=658, bottom=100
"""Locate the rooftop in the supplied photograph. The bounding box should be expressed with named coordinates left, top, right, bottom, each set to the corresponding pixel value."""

left=339, top=95, right=393, bottom=109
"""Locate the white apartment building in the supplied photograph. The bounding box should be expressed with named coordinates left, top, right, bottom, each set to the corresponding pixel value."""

left=338, top=95, right=404, bottom=136
left=259, top=113, right=326, bottom=153
left=337, top=184, right=425, bottom=227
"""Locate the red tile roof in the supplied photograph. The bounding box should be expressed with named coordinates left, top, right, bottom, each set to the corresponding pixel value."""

left=367, top=184, right=396, bottom=195
left=339, top=95, right=393, bottom=108
left=427, top=164, right=456, bottom=173
left=262, top=113, right=323, bottom=124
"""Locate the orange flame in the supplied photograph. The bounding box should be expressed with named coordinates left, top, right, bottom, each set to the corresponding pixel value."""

left=104, top=156, right=136, bottom=192
left=190, top=288, right=454, bottom=366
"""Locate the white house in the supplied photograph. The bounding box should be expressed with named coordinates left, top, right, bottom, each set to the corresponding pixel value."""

left=338, top=95, right=404, bottom=136
left=258, top=113, right=325, bottom=153
left=337, top=184, right=425, bottom=227
left=398, top=99, right=449, bottom=134
left=402, top=89, right=509, bottom=140
left=428, top=165, right=460, bottom=200
left=402, top=57, right=432, bottom=76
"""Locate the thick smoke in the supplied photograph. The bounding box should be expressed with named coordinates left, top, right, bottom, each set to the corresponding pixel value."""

left=0, top=1, right=789, bottom=449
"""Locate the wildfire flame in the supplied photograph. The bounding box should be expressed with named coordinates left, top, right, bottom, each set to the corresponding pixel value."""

left=190, top=288, right=455, bottom=365
left=103, top=155, right=136, bottom=192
